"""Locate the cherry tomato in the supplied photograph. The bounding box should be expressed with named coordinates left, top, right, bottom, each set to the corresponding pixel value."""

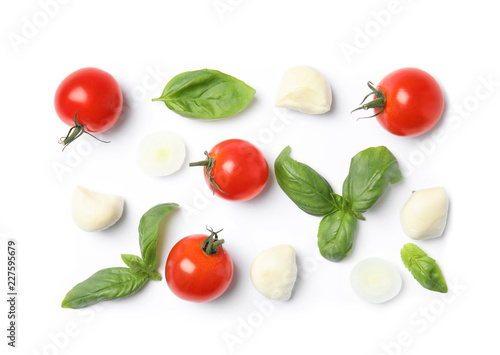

left=165, top=229, right=233, bottom=302
left=55, top=67, right=123, bottom=148
left=190, top=139, right=269, bottom=201
left=353, top=68, right=444, bottom=137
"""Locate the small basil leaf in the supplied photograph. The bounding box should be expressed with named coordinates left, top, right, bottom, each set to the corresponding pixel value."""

left=401, top=243, right=448, bottom=293
left=139, top=203, right=178, bottom=270
left=122, top=254, right=162, bottom=281
left=318, top=209, right=358, bottom=262
left=342, top=146, right=402, bottom=213
left=61, top=268, right=148, bottom=309
left=121, top=254, right=143, bottom=268
left=152, top=69, right=256, bottom=119
left=275, top=146, right=336, bottom=217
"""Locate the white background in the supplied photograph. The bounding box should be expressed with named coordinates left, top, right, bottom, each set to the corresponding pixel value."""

left=1, top=0, right=499, bottom=354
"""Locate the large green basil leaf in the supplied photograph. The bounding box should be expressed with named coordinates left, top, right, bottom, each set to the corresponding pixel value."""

left=401, top=243, right=448, bottom=293
left=317, top=208, right=358, bottom=262
left=152, top=69, right=256, bottom=119
left=139, top=203, right=178, bottom=270
left=275, top=146, right=336, bottom=217
left=61, top=268, right=147, bottom=309
left=342, top=146, right=402, bottom=213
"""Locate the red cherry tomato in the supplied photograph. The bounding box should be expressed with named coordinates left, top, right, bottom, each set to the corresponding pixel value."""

left=54, top=67, right=123, bottom=148
left=190, top=139, right=269, bottom=201
left=353, top=68, right=444, bottom=137
left=165, top=230, right=233, bottom=302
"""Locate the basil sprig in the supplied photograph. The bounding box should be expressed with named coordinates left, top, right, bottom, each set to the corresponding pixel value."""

left=401, top=243, right=448, bottom=293
left=153, top=69, right=255, bottom=119
left=61, top=203, right=178, bottom=309
left=275, top=146, right=401, bottom=262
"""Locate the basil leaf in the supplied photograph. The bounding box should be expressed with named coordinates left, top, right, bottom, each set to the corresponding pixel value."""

left=317, top=208, right=358, bottom=262
left=401, top=243, right=448, bottom=293
left=61, top=268, right=147, bottom=309
left=275, top=146, right=336, bottom=216
left=132, top=263, right=161, bottom=281
left=152, top=69, right=256, bottom=119
left=342, top=146, right=402, bottom=213
left=121, top=254, right=144, bottom=268
left=121, top=254, right=162, bottom=281
left=139, top=203, right=178, bottom=270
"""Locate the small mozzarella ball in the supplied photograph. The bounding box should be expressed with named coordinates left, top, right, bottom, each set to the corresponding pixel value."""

left=400, top=187, right=449, bottom=240
left=350, top=257, right=402, bottom=304
left=250, top=245, right=298, bottom=301
left=136, top=130, right=186, bottom=177
left=71, top=185, right=124, bottom=232
left=275, top=66, right=332, bottom=114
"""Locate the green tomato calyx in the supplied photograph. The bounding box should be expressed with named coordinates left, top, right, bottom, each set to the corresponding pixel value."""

left=189, top=151, right=229, bottom=195
left=351, top=81, right=386, bottom=119
left=200, top=227, right=225, bottom=256
left=59, top=111, right=110, bottom=151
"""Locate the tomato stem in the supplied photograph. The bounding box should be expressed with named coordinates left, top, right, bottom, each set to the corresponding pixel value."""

left=59, top=112, right=110, bottom=151
left=189, top=152, right=229, bottom=195
left=351, top=81, right=387, bottom=119
left=200, top=227, right=225, bottom=256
